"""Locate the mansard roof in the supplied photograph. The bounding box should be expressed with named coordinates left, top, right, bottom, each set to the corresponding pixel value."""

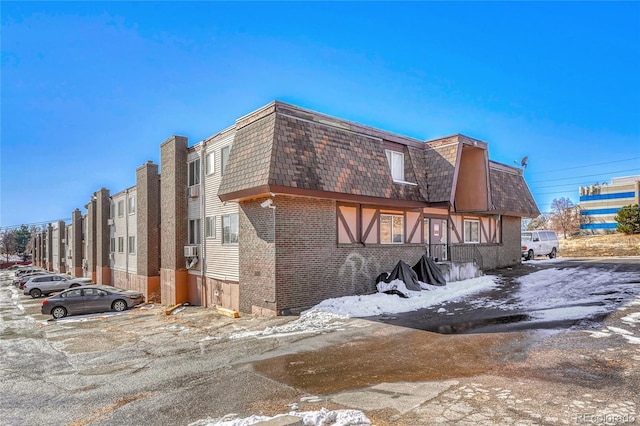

left=218, top=101, right=539, bottom=217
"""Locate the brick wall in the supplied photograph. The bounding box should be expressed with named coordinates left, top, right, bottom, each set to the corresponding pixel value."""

left=241, top=196, right=426, bottom=314
left=72, top=209, right=83, bottom=278
left=136, top=161, right=160, bottom=278
left=160, top=136, right=189, bottom=305
left=96, top=188, right=111, bottom=285
left=238, top=199, right=276, bottom=314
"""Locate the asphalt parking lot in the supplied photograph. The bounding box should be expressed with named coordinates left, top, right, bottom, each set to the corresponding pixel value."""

left=1, top=259, right=639, bottom=425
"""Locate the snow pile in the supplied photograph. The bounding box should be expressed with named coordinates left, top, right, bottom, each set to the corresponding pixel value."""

left=228, top=310, right=347, bottom=340
left=515, top=267, right=640, bottom=323
left=306, top=276, right=497, bottom=318
left=191, top=408, right=371, bottom=426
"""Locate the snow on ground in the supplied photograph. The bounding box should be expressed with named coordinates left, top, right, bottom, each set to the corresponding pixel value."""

left=306, top=276, right=497, bottom=318
left=190, top=407, right=371, bottom=426
left=226, top=310, right=348, bottom=340
left=514, top=267, right=640, bottom=323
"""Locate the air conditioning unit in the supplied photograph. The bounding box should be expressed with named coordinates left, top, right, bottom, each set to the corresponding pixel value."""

left=109, top=253, right=114, bottom=261
left=184, top=245, right=198, bottom=257
left=189, top=185, right=200, bottom=198
left=61, top=238, right=66, bottom=244
left=107, top=218, right=115, bottom=226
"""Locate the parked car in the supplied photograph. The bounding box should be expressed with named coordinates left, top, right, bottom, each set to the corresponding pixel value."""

left=23, top=274, right=93, bottom=298
left=16, top=271, right=52, bottom=289
left=521, top=230, right=559, bottom=260
left=41, top=285, right=145, bottom=319
left=14, top=266, right=45, bottom=278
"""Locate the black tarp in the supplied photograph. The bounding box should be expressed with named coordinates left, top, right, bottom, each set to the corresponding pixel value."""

left=412, top=254, right=446, bottom=286
left=382, top=260, right=422, bottom=291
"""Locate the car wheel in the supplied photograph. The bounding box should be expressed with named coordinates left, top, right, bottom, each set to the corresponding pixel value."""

left=52, top=306, right=67, bottom=319
left=69, top=284, right=79, bottom=288
left=30, top=288, right=42, bottom=298
left=549, top=248, right=557, bottom=259
left=527, top=250, right=534, bottom=261
left=112, top=300, right=127, bottom=312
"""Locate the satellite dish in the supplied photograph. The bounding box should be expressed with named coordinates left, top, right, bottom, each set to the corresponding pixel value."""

left=520, top=156, right=528, bottom=169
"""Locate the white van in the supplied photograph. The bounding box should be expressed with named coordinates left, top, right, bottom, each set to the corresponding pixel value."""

left=521, top=230, right=559, bottom=260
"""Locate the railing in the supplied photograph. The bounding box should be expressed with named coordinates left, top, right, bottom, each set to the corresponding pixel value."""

left=449, top=244, right=484, bottom=270
left=426, top=244, right=448, bottom=262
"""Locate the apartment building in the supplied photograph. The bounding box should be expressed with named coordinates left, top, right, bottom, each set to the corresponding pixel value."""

left=580, top=175, right=640, bottom=233
left=32, top=100, right=539, bottom=316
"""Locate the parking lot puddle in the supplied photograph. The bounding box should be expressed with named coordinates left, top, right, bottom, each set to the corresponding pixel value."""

left=251, top=327, right=536, bottom=394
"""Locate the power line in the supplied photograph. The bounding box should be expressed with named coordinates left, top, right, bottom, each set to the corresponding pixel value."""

left=0, top=218, right=72, bottom=231
left=526, top=156, right=640, bottom=175
left=528, top=168, right=640, bottom=184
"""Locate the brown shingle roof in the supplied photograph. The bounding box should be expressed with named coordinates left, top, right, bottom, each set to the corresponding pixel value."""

left=219, top=101, right=540, bottom=217
left=488, top=161, right=540, bottom=217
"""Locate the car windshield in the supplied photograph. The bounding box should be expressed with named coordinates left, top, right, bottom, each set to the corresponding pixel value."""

left=521, top=233, right=532, bottom=241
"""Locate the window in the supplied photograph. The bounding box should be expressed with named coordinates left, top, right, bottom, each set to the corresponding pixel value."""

left=128, top=196, right=135, bottom=215
left=385, top=149, right=404, bottom=181
left=380, top=214, right=404, bottom=244
left=205, top=216, right=216, bottom=238
left=464, top=220, right=480, bottom=243
left=128, top=236, right=136, bottom=254
left=188, top=159, right=200, bottom=186
left=118, top=237, right=124, bottom=253
left=188, top=219, right=201, bottom=245
left=221, top=146, right=230, bottom=175
left=222, top=214, right=238, bottom=244
left=205, top=151, right=215, bottom=175
left=117, top=200, right=124, bottom=217
left=110, top=238, right=115, bottom=253
left=110, top=202, right=114, bottom=219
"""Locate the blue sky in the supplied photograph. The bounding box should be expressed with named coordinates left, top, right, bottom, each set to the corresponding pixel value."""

left=2, top=1, right=639, bottom=228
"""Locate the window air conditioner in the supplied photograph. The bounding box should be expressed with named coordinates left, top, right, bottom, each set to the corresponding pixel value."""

left=107, top=219, right=115, bottom=226
left=189, top=185, right=200, bottom=198
left=184, top=245, right=198, bottom=257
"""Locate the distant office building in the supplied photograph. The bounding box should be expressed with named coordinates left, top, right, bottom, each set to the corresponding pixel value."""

left=579, top=175, right=640, bottom=233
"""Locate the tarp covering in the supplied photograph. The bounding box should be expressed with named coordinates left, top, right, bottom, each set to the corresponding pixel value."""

left=412, top=255, right=446, bottom=286
left=382, top=260, right=421, bottom=291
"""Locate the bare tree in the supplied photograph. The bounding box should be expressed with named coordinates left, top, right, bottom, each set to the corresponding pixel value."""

left=550, top=197, right=581, bottom=238
left=527, top=213, right=550, bottom=230
left=0, top=229, right=17, bottom=263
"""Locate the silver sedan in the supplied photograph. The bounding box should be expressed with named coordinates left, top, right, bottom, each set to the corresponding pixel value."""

left=41, top=285, right=145, bottom=319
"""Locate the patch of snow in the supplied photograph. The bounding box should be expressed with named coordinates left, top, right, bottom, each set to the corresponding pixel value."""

left=607, top=326, right=634, bottom=335
left=375, top=279, right=421, bottom=298
left=437, top=308, right=447, bottom=314
left=228, top=310, right=347, bottom=340
left=514, top=268, right=640, bottom=322
left=190, top=408, right=371, bottom=426
left=622, top=312, right=640, bottom=325
left=306, top=276, right=497, bottom=318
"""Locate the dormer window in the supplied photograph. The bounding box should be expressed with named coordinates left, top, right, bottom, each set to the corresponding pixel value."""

left=385, top=149, right=404, bottom=181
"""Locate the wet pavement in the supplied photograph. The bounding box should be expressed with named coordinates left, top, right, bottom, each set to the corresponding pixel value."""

left=1, top=258, right=640, bottom=425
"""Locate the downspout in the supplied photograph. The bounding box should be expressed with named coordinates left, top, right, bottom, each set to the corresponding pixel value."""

left=200, top=143, right=207, bottom=307
left=125, top=189, right=129, bottom=286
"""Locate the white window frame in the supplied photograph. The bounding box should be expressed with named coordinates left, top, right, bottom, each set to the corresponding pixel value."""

left=385, top=149, right=404, bottom=182
left=380, top=213, right=404, bottom=244
left=128, top=236, right=136, bottom=254
left=205, top=216, right=216, bottom=239
left=205, top=151, right=215, bottom=175
left=188, top=219, right=201, bottom=245
left=222, top=214, right=238, bottom=244
left=110, top=237, right=115, bottom=253
left=464, top=219, right=480, bottom=243
left=117, top=200, right=124, bottom=218
left=117, top=237, right=124, bottom=253
left=221, top=145, right=230, bottom=175
left=188, top=159, right=201, bottom=186
left=128, top=195, right=135, bottom=215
